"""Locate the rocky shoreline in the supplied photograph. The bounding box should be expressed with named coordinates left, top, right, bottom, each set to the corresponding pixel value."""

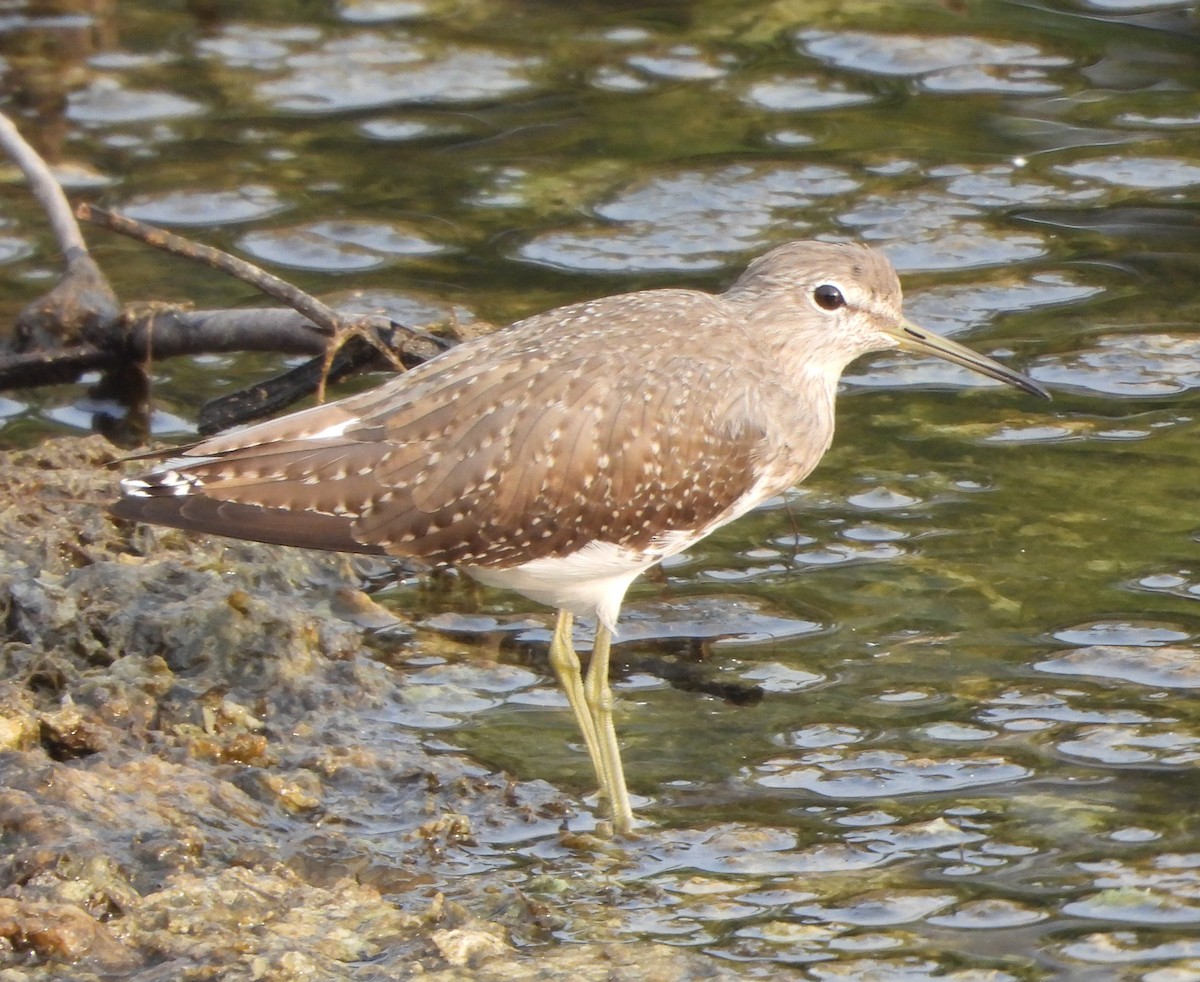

left=0, top=438, right=736, bottom=981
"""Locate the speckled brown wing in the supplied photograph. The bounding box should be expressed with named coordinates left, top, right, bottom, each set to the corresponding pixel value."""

left=111, top=436, right=397, bottom=553
left=115, top=291, right=774, bottom=568
left=350, top=346, right=770, bottom=568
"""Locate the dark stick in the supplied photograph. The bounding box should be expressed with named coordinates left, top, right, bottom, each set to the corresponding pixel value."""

left=198, top=332, right=395, bottom=434
left=0, top=345, right=110, bottom=389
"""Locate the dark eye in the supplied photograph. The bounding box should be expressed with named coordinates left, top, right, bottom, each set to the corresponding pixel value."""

left=813, top=284, right=845, bottom=311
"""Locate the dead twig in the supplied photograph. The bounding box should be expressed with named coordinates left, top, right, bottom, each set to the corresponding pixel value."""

left=0, top=109, right=455, bottom=434
left=0, top=345, right=110, bottom=389
left=0, top=112, right=88, bottom=262
left=76, top=204, right=423, bottom=405
left=0, top=111, right=120, bottom=352
left=76, top=204, right=342, bottom=339
left=199, top=330, right=395, bottom=434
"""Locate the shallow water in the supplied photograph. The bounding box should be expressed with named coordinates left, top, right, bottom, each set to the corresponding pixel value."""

left=2, top=0, right=1200, bottom=977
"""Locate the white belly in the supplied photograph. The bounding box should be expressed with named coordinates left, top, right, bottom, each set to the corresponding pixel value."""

left=463, top=540, right=663, bottom=631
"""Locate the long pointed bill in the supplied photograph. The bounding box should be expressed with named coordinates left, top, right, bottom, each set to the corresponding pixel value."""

left=887, top=319, right=1050, bottom=400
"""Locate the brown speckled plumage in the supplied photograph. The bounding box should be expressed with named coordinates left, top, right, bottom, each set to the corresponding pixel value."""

left=114, top=240, right=1047, bottom=835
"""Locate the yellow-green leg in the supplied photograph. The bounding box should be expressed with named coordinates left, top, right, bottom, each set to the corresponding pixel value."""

left=584, top=623, right=634, bottom=835
left=546, top=609, right=607, bottom=797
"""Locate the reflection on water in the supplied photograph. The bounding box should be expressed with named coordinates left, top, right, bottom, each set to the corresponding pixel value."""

left=2, top=0, right=1200, bottom=976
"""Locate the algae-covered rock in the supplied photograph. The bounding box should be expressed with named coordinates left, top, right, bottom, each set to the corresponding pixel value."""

left=1, top=439, right=736, bottom=981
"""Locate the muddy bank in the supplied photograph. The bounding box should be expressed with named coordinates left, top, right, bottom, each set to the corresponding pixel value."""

left=0, top=438, right=740, bottom=981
